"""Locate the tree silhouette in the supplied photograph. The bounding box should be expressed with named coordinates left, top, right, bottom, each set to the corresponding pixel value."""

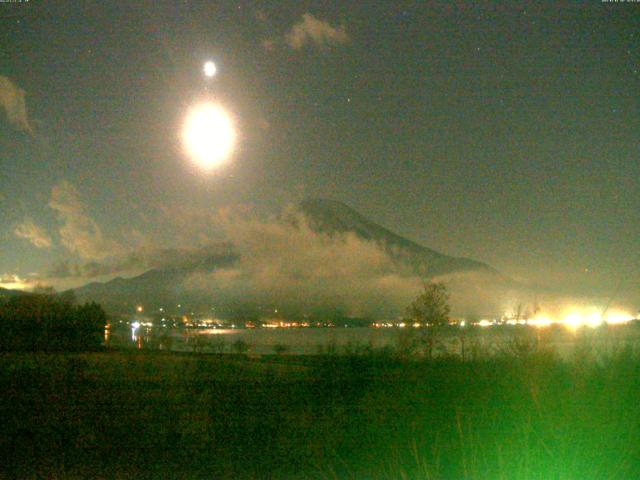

left=406, top=282, right=451, bottom=327
left=0, top=292, right=107, bottom=352
left=402, top=282, right=451, bottom=359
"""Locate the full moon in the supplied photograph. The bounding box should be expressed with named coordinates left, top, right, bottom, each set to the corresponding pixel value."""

left=182, top=102, right=235, bottom=170
left=203, top=61, right=217, bottom=77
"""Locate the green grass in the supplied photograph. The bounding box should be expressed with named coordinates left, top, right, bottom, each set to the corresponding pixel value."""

left=1, top=347, right=640, bottom=479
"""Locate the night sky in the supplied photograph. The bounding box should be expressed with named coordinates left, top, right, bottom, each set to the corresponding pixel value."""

left=1, top=1, right=638, bottom=305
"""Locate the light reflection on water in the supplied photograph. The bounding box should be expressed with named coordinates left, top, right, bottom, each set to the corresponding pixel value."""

left=107, top=323, right=640, bottom=358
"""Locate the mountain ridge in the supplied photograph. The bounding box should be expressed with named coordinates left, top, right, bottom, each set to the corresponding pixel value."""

left=298, top=198, right=496, bottom=277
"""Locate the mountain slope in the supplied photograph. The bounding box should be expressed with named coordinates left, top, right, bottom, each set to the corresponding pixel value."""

left=73, top=254, right=237, bottom=309
left=299, top=199, right=495, bottom=277
left=0, top=287, right=27, bottom=301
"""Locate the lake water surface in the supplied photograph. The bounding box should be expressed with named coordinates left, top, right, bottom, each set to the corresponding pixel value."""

left=110, top=322, right=640, bottom=359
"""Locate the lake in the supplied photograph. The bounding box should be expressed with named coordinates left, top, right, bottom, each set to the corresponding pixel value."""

left=108, top=322, right=640, bottom=359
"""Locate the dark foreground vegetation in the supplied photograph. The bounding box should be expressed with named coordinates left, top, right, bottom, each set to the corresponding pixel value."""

left=2, top=347, right=640, bottom=479
left=0, top=292, right=106, bottom=352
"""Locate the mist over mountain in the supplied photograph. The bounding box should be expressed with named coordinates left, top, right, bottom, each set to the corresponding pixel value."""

left=73, top=199, right=516, bottom=318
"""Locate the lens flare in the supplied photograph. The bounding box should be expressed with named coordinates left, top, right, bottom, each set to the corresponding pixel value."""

left=560, top=307, right=635, bottom=330
left=183, top=103, right=235, bottom=170
left=604, top=309, right=635, bottom=325
left=497, top=306, right=635, bottom=330
left=528, top=316, right=553, bottom=328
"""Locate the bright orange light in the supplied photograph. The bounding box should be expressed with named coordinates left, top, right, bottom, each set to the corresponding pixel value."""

left=500, top=306, right=636, bottom=330
left=604, top=309, right=636, bottom=325
left=528, top=317, right=553, bottom=328
left=560, top=307, right=634, bottom=330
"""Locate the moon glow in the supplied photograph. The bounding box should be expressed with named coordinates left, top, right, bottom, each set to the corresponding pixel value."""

left=182, top=103, right=235, bottom=170
left=203, top=61, right=217, bottom=77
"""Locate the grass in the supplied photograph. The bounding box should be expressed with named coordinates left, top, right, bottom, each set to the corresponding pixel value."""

left=1, top=343, right=640, bottom=479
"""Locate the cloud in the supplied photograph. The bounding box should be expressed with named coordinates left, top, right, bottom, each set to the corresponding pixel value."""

left=39, top=198, right=235, bottom=283
left=184, top=208, right=422, bottom=318
left=431, top=270, right=528, bottom=319
left=179, top=206, right=547, bottom=318
left=48, top=180, right=123, bottom=260
left=48, top=260, right=123, bottom=279
left=38, top=201, right=420, bottom=316
left=0, top=273, right=31, bottom=290
left=285, top=13, right=349, bottom=50
left=0, top=76, right=33, bottom=134
left=45, top=238, right=235, bottom=281
left=26, top=190, right=630, bottom=319
left=38, top=201, right=530, bottom=317
left=13, top=219, right=52, bottom=249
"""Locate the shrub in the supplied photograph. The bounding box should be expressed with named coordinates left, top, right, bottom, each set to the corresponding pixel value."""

left=273, top=343, right=289, bottom=355
left=232, top=338, right=249, bottom=354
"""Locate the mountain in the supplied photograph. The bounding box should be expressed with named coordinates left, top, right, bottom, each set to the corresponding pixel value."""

left=298, top=199, right=496, bottom=277
left=0, top=287, right=27, bottom=301
left=73, top=199, right=506, bottom=314
left=73, top=256, right=237, bottom=311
